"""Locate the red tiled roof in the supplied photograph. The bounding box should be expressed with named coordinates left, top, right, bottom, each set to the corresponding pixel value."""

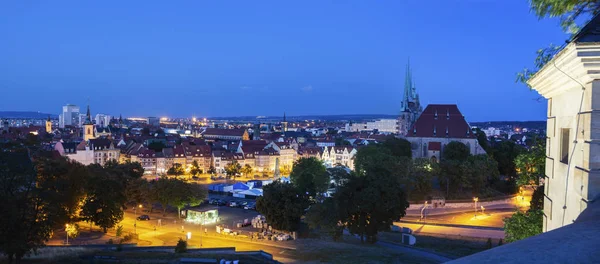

left=428, top=142, right=441, bottom=151
left=407, top=104, right=475, bottom=139
left=203, top=128, right=246, bottom=137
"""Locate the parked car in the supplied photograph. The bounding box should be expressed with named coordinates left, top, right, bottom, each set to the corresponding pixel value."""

left=217, top=200, right=227, bottom=206
left=137, top=215, right=150, bottom=221
left=228, top=201, right=238, bottom=207
left=244, top=202, right=256, bottom=210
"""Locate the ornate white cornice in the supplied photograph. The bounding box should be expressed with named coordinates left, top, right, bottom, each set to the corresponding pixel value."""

left=528, top=42, right=600, bottom=98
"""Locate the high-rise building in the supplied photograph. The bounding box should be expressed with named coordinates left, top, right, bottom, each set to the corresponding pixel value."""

left=397, top=61, right=423, bottom=136
left=59, top=104, right=80, bottom=128
left=95, top=114, right=111, bottom=127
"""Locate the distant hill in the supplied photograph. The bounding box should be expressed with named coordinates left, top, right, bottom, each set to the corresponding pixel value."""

left=209, top=114, right=400, bottom=121
left=471, top=121, right=546, bottom=130
left=0, top=111, right=58, bottom=119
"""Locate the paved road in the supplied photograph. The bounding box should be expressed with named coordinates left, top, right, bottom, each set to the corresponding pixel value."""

left=403, top=209, right=515, bottom=228
left=394, top=222, right=505, bottom=239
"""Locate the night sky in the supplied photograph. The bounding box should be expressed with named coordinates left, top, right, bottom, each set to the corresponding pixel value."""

left=0, top=1, right=568, bottom=121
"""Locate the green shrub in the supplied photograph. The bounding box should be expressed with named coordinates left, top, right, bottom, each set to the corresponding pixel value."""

left=486, top=238, right=492, bottom=249
left=106, top=238, right=114, bottom=245
left=175, top=238, right=187, bottom=253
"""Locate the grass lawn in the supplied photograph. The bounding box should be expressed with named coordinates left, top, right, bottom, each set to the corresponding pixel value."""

left=290, top=237, right=439, bottom=264
left=378, top=232, right=502, bottom=258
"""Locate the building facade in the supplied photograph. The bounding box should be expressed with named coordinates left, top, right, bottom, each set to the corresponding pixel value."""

left=346, top=119, right=398, bottom=134
left=406, top=104, right=486, bottom=162
left=528, top=19, right=600, bottom=232
left=59, top=104, right=80, bottom=128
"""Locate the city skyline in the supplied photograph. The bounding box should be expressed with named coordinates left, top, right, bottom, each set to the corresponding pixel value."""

left=0, top=1, right=567, bottom=120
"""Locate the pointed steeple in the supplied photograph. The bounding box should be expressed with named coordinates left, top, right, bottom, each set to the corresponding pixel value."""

left=84, top=103, right=93, bottom=125
left=283, top=112, right=286, bottom=122
left=401, top=59, right=413, bottom=112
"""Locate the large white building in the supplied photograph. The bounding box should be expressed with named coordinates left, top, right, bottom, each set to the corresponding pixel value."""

left=59, top=104, right=80, bottom=128
left=528, top=18, right=600, bottom=233
left=345, top=119, right=398, bottom=134
left=95, top=114, right=112, bottom=127
left=406, top=104, right=486, bottom=162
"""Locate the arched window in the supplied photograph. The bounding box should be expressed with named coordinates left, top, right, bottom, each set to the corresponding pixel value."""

left=431, top=156, right=437, bottom=163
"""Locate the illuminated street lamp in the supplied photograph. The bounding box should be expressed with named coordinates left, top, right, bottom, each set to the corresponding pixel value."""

left=420, top=201, right=429, bottom=221
left=481, top=206, right=485, bottom=215
left=65, top=224, right=69, bottom=245
left=134, top=204, right=142, bottom=234
left=473, top=197, right=479, bottom=215
left=187, top=232, right=192, bottom=241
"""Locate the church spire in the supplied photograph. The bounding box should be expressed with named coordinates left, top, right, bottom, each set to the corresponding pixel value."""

left=84, top=103, right=92, bottom=125
left=401, top=59, right=412, bottom=112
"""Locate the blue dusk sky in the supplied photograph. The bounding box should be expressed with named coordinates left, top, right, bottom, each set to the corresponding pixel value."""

left=0, top=1, right=568, bottom=121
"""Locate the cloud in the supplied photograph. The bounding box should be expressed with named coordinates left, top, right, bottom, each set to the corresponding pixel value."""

left=240, top=86, right=252, bottom=90
left=301, top=85, right=313, bottom=92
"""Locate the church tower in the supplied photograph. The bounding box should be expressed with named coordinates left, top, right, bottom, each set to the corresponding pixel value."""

left=45, top=116, right=52, bottom=134
left=397, top=59, right=422, bottom=136
left=83, top=104, right=96, bottom=141
left=281, top=112, right=288, bottom=132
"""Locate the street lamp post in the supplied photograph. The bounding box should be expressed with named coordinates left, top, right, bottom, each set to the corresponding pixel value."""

left=134, top=204, right=142, bottom=234
left=420, top=201, right=428, bottom=221
left=473, top=197, right=479, bottom=216
left=65, top=224, right=69, bottom=245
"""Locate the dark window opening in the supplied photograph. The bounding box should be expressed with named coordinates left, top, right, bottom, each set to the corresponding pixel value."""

left=560, top=128, right=570, bottom=164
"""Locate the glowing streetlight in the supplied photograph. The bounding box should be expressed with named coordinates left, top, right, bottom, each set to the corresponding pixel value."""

left=134, top=204, right=143, bottom=234
left=481, top=206, right=485, bottom=215
left=420, top=201, right=428, bottom=221
left=187, top=232, right=192, bottom=241
left=473, top=197, right=479, bottom=215
left=65, top=224, right=69, bottom=245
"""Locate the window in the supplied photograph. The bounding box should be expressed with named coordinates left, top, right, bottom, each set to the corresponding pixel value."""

left=560, top=128, right=570, bottom=164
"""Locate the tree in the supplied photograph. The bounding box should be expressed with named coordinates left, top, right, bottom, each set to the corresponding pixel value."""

left=328, top=166, right=353, bottom=189
left=443, top=141, right=470, bottom=161
left=224, top=161, right=242, bottom=178
left=81, top=164, right=127, bottom=233
left=305, top=198, right=343, bottom=241
left=336, top=168, right=410, bottom=243
left=503, top=210, right=543, bottom=243
left=34, top=156, right=89, bottom=224
left=241, top=164, right=253, bottom=177
left=0, top=152, right=60, bottom=263
left=474, top=128, right=491, bottom=153
left=515, top=141, right=546, bottom=186
left=290, top=157, right=329, bottom=197
left=167, top=163, right=185, bottom=177
left=466, top=154, right=499, bottom=194
left=439, top=160, right=470, bottom=198
left=530, top=186, right=545, bottom=211
left=190, top=160, right=202, bottom=177
left=354, top=145, right=397, bottom=176
left=126, top=177, right=150, bottom=206
left=517, top=1, right=600, bottom=85
left=256, top=181, right=309, bottom=232
left=150, top=177, right=177, bottom=215
left=208, top=166, right=216, bottom=175
left=382, top=137, right=412, bottom=158
left=169, top=180, right=207, bottom=218
left=490, top=140, right=524, bottom=177
left=410, top=158, right=439, bottom=199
